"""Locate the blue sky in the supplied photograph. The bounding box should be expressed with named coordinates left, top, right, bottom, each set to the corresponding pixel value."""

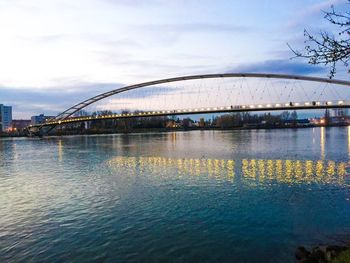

left=0, top=0, right=348, bottom=118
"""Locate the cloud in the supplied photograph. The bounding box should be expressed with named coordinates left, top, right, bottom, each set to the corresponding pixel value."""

left=0, top=82, right=123, bottom=118
left=134, top=23, right=249, bottom=34
left=228, top=59, right=326, bottom=75
left=0, top=81, right=180, bottom=118
left=287, top=0, right=347, bottom=28
left=102, top=0, right=163, bottom=7
left=22, top=34, right=68, bottom=44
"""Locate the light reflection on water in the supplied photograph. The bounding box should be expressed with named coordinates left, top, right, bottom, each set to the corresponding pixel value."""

left=348, top=126, right=350, bottom=158
left=321, top=126, right=325, bottom=159
left=107, top=156, right=348, bottom=185
left=0, top=128, right=350, bottom=262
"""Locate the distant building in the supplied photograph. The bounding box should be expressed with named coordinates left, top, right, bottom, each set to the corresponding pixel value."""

left=284, top=119, right=311, bottom=127
left=31, top=114, right=55, bottom=125
left=12, top=119, right=31, bottom=130
left=166, top=120, right=175, bottom=128
left=329, top=108, right=349, bottom=125
left=181, top=118, right=194, bottom=128
left=0, top=104, right=12, bottom=132
left=73, top=110, right=89, bottom=117
left=331, top=108, right=348, bottom=117
left=166, top=120, right=180, bottom=128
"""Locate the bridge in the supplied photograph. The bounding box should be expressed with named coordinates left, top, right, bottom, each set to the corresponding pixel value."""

left=28, top=73, right=350, bottom=136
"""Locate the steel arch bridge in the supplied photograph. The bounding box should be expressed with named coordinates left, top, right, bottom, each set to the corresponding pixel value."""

left=28, top=73, right=350, bottom=135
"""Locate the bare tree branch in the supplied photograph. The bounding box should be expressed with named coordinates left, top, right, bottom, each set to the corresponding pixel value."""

left=289, top=1, right=350, bottom=78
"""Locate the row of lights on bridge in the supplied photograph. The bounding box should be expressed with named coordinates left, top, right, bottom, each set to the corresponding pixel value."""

left=42, top=100, right=345, bottom=126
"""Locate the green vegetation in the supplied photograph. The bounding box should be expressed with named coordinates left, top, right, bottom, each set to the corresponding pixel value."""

left=332, top=248, right=350, bottom=263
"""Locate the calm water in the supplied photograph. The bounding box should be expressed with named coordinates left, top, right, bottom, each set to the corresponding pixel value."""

left=1, top=128, right=350, bottom=262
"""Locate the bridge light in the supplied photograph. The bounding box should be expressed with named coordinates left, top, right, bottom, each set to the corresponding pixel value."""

left=242, top=105, right=246, bottom=109
left=249, top=105, right=255, bottom=108
left=275, top=104, right=281, bottom=107
left=58, top=121, right=61, bottom=124
left=327, top=101, right=332, bottom=105
left=220, top=107, right=224, bottom=110
left=207, top=107, right=211, bottom=110
left=294, top=102, right=300, bottom=106
left=194, top=108, right=198, bottom=111
left=213, top=107, right=217, bottom=110
left=316, top=102, right=321, bottom=105
left=338, top=100, right=344, bottom=105
left=258, top=104, right=263, bottom=108
left=266, top=104, right=271, bottom=107
left=167, top=110, right=171, bottom=113
left=226, top=106, right=231, bottom=110
left=305, top=102, right=310, bottom=106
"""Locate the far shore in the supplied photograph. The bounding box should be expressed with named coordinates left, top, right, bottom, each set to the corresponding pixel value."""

left=1, top=123, right=349, bottom=138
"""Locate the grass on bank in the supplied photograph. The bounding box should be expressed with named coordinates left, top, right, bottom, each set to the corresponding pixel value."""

left=333, top=248, right=350, bottom=263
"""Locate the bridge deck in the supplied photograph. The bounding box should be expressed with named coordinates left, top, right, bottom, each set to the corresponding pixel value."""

left=30, top=100, right=349, bottom=128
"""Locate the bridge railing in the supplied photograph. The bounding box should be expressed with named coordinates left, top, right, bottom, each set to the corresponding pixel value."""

left=28, top=99, right=349, bottom=128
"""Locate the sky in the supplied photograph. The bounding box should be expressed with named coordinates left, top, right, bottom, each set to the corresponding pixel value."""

left=0, top=0, right=349, bottom=118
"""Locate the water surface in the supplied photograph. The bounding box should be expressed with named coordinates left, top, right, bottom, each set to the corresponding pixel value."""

left=1, top=128, right=350, bottom=262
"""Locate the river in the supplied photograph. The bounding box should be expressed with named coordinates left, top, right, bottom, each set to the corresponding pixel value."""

left=0, top=128, right=350, bottom=262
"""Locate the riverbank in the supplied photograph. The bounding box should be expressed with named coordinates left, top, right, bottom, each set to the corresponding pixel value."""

left=296, top=244, right=350, bottom=262
left=3, top=123, right=349, bottom=138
